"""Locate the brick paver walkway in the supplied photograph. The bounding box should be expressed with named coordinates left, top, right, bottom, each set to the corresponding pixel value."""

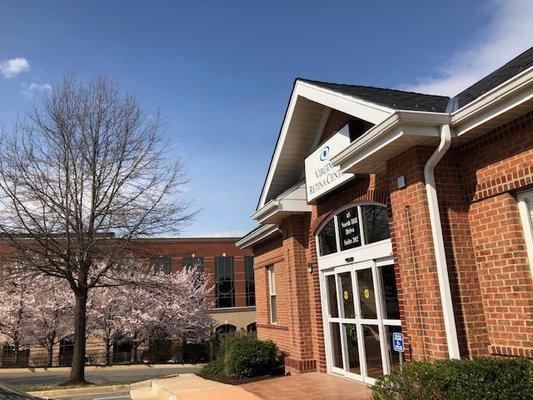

left=240, top=372, right=371, bottom=400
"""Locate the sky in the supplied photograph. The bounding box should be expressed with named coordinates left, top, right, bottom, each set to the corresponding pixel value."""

left=0, top=0, right=532, bottom=237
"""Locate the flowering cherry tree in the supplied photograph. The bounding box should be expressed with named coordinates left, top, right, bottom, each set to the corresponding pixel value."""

left=0, top=270, right=32, bottom=366
left=25, top=275, right=74, bottom=367
left=86, top=264, right=212, bottom=364
left=0, top=270, right=74, bottom=367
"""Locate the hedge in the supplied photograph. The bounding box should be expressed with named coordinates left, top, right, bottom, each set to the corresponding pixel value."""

left=371, top=357, right=533, bottom=400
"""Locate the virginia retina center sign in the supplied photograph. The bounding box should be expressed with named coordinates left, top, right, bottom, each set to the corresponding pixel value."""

left=305, top=124, right=354, bottom=202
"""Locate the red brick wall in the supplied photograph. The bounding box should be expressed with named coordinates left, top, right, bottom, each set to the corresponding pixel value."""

left=457, top=111, right=533, bottom=358
left=130, top=238, right=253, bottom=313
left=387, top=146, right=451, bottom=361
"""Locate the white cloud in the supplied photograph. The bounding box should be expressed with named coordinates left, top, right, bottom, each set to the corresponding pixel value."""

left=0, top=57, right=30, bottom=79
left=21, top=82, right=52, bottom=97
left=29, top=83, right=52, bottom=93
left=404, top=0, right=533, bottom=96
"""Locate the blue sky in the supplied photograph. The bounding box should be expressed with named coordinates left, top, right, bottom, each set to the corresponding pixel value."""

left=0, top=0, right=532, bottom=237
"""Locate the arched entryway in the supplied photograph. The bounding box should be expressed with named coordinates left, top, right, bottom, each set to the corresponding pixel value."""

left=316, top=203, right=401, bottom=384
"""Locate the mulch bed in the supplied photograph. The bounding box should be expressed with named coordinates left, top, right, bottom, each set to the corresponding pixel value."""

left=197, top=372, right=287, bottom=386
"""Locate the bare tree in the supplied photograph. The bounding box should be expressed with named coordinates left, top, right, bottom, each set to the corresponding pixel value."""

left=0, top=75, right=195, bottom=383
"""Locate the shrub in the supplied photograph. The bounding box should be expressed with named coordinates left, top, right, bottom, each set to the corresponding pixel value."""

left=223, top=333, right=279, bottom=379
left=371, top=357, right=533, bottom=400
left=201, top=358, right=224, bottom=376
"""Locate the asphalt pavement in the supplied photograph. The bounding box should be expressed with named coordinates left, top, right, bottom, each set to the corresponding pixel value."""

left=0, top=364, right=202, bottom=389
left=54, top=390, right=131, bottom=400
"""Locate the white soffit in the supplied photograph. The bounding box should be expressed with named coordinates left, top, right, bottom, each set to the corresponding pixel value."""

left=253, top=181, right=311, bottom=224
left=236, top=224, right=280, bottom=249
left=258, top=80, right=394, bottom=209
left=332, top=111, right=450, bottom=174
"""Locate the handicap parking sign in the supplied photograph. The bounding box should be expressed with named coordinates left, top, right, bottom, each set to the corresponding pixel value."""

left=393, top=332, right=404, bottom=352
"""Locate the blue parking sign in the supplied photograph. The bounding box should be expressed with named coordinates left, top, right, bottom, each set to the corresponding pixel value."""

left=393, top=332, right=404, bottom=352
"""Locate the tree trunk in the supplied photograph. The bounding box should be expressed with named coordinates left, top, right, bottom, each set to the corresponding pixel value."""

left=131, top=342, right=139, bottom=363
left=105, top=338, right=111, bottom=366
left=68, top=289, right=88, bottom=384
left=47, top=343, right=54, bottom=367
left=14, top=339, right=20, bottom=366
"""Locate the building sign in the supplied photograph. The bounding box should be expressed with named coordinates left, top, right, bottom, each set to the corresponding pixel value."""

left=339, top=206, right=361, bottom=251
left=305, top=125, right=354, bottom=202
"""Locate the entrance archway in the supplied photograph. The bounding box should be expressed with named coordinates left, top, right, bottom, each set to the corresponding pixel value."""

left=316, top=203, right=401, bottom=384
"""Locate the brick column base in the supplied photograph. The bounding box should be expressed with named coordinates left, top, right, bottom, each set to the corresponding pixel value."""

left=284, top=357, right=317, bottom=374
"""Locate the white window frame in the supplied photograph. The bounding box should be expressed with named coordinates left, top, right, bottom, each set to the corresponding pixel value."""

left=268, top=265, right=277, bottom=324
left=518, top=190, right=533, bottom=279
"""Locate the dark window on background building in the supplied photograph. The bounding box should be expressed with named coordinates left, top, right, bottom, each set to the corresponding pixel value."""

left=215, top=256, right=235, bottom=308
left=245, top=256, right=255, bottom=306
left=183, top=256, right=204, bottom=273
left=1, top=344, right=29, bottom=367
left=183, top=256, right=205, bottom=288
left=59, top=338, right=74, bottom=366
left=150, top=256, right=172, bottom=274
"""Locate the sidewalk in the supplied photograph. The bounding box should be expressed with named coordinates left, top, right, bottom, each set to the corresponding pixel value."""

left=130, top=373, right=371, bottom=400
left=0, top=364, right=197, bottom=375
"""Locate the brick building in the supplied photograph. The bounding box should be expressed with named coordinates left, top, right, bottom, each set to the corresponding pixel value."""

left=237, top=48, right=533, bottom=384
left=0, top=237, right=255, bottom=367
left=136, top=237, right=256, bottom=333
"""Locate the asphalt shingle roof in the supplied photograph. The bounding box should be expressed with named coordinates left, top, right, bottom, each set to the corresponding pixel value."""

left=299, top=78, right=451, bottom=112
left=456, top=46, right=533, bottom=108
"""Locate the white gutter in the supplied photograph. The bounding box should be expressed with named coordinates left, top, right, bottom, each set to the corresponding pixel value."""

left=236, top=224, right=282, bottom=249
left=424, top=123, right=460, bottom=359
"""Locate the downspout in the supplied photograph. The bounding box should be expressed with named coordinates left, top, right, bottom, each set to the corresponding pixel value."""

left=423, top=123, right=461, bottom=359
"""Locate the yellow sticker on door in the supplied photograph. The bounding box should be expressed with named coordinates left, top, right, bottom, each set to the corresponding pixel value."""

left=364, top=288, right=370, bottom=299
left=343, top=290, right=349, bottom=300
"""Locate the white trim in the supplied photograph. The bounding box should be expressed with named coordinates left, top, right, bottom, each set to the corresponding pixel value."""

left=252, top=181, right=311, bottom=224
left=452, top=66, right=533, bottom=137
left=257, top=80, right=394, bottom=209
left=268, top=265, right=277, bottom=324
left=331, top=111, right=451, bottom=174
left=236, top=224, right=281, bottom=249
left=518, top=190, right=533, bottom=279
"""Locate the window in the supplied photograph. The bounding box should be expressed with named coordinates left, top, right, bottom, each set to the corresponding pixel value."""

left=183, top=256, right=205, bottom=287
left=215, top=256, right=235, bottom=308
left=268, top=265, right=277, bottom=323
left=317, top=203, right=391, bottom=256
left=150, top=256, right=171, bottom=274
left=318, top=218, right=337, bottom=256
left=1, top=344, right=29, bottom=367
left=518, top=190, right=533, bottom=276
left=183, top=256, right=204, bottom=273
left=59, top=338, right=74, bottom=366
left=245, top=256, right=255, bottom=306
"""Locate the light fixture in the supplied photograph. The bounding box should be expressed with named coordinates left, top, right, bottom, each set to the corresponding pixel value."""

left=397, top=175, right=406, bottom=189
left=307, top=264, right=313, bottom=273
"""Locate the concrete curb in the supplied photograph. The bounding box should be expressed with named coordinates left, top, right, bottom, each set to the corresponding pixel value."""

left=29, top=384, right=131, bottom=398
left=0, top=364, right=203, bottom=375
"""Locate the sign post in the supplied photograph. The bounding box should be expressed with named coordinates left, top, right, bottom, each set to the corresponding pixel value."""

left=392, top=332, right=404, bottom=371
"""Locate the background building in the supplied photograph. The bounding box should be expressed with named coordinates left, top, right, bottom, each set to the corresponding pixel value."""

left=0, top=237, right=255, bottom=367
left=238, top=48, right=533, bottom=384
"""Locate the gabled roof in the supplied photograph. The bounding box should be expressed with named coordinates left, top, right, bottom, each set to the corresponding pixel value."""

left=456, top=47, right=533, bottom=108
left=300, top=79, right=450, bottom=112
left=255, top=47, right=533, bottom=213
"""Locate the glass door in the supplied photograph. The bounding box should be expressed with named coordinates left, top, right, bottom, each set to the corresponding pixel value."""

left=324, top=259, right=401, bottom=384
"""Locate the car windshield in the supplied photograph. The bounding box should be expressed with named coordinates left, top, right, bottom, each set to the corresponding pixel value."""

left=0, top=383, right=41, bottom=400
